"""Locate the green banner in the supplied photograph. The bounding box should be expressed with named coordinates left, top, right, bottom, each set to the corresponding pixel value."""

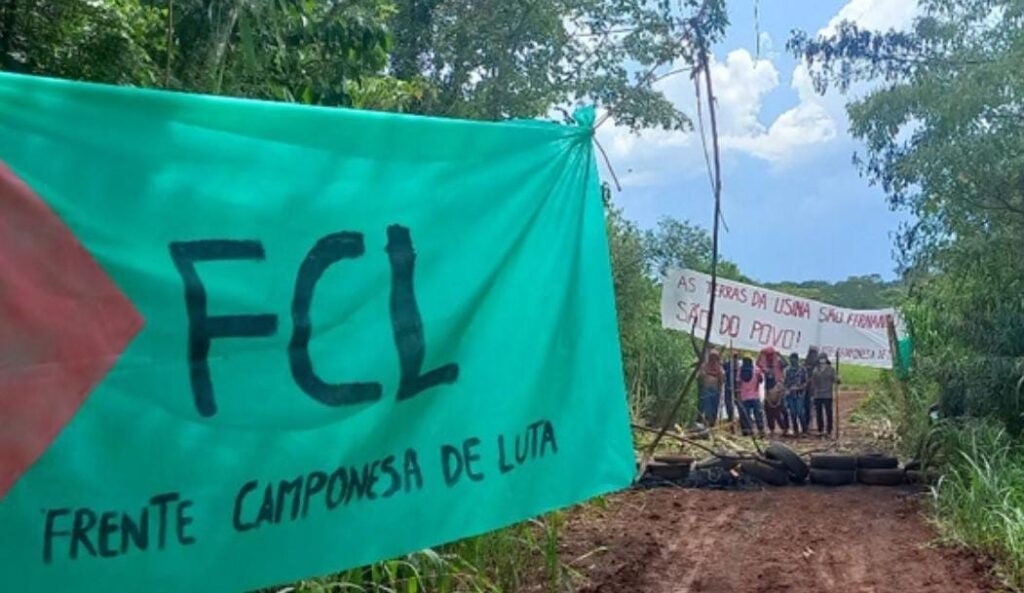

left=0, top=73, right=633, bottom=593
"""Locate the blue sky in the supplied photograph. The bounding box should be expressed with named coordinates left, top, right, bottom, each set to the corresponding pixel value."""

left=595, top=0, right=919, bottom=282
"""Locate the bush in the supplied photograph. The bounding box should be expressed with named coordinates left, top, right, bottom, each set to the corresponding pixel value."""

left=605, top=201, right=699, bottom=427
left=930, top=422, right=1024, bottom=590
left=264, top=512, right=573, bottom=593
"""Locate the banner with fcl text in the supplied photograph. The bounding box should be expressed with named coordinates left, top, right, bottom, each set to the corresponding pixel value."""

left=0, top=73, right=634, bottom=593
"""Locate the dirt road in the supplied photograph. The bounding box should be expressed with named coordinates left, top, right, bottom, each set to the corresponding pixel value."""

left=559, top=487, right=992, bottom=593
left=551, top=392, right=997, bottom=593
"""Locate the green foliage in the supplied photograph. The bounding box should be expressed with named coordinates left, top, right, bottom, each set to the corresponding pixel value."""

left=762, top=275, right=902, bottom=309
left=790, top=0, right=1024, bottom=435
left=931, top=422, right=1024, bottom=590
left=1, top=0, right=414, bottom=108
left=156, top=0, right=401, bottom=104
left=258, top=512, right=578, bottom=593
left=605, top=203, right=696, bottom=426
left=2, top=0, right=732, bottom=132
left=837, top=363, right=882, bottom=389
left=388, top=0, right=729, bottom=130
left=605, top=198, right=750, bottom=427
left=849, top=373, right=935, bottom=456
left=0, top=0, right=163, bottom=85
left=642, top=216, right=747, bottom=281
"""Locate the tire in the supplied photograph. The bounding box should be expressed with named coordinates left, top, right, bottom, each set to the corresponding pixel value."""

left=857, top=467, right=906, bottom=486
left=809, top=468, right=856, bottom=486
left=740, top=459, right=789, bottom=486
left=654, top=454, right=695, bottom=466
left=646, top=461, right=689, bottom=481
left=857, top=454, right=899, bottom=469
left=690, top=466, right=735, bottom=488
left=760, top=456, right=789, bottom=473
left=765, top=441, right=809, bottom=481
left=810, top=454, right=857, bottom=471
left=695, top=454, right=741, bottom=471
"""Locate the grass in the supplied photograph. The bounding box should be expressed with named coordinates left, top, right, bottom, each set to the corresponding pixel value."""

left=930, top=423, right=1024, bottom=590
left=849, top=376, right=1024, bottom=591
left=838, top=363, right=884, bottom=390
left=260, top=510, right=580, bottom=593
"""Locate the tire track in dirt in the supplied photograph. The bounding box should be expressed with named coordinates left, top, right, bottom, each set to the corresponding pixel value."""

left=664, top=503, right=738, bottom=593
left=559, top=487, right=993, bottom=593
left=551, top=390, right=997, bottom=593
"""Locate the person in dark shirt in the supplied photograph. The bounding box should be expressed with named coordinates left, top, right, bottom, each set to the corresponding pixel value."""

left=697, top=349, right=725, bottom=426
left=802, top=346, right=819, bottom=433
left=783, top=352, right=809, bottom=435
left=811, top=353, right=839, bottom=436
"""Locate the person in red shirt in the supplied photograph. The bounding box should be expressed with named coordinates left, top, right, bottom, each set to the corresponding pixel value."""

left=758, top=346, right=788, bottom=435
left=735, top=355, right=765, bottom=437
left=757, top=346, right=786, bottom=383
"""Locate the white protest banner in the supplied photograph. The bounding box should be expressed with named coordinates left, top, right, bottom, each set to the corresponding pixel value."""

left=661, top=268, right=897, bottom=368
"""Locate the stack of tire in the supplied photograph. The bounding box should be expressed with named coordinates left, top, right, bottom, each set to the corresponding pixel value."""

left=809, top=453, right=906, bottom=486
left=738, top=442, right=809, bottom=486
left=643, top=454, right=693, bottom=483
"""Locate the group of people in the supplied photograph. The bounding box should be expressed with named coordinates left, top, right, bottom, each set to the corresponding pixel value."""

left=697, top=346, right=839, bottom=437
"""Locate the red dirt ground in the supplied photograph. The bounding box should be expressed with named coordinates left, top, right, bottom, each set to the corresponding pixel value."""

left=557, top=487, right=994, bottom=593
left=546, top=391, right=999, bottom=593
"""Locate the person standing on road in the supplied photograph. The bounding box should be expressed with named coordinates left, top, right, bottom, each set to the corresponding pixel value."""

left=722, top=351, right=739, bottom=428
left=803, top=346, right=819, bottom=432
left=697, top=349, right=725, bottom=426
left=736, top=356, right=765, bottom=437
left=758, top=346, right=788, bottom=436
left=783, top=352, right=808, bottom=436
left=757, top=346, right=786, bottom=387
left=812, top=352, right=839, bottom=436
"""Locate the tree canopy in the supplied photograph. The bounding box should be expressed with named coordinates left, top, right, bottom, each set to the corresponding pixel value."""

left=1, top=0, right=728, bottom=127
left=790, top=0, right=1024, bottom=432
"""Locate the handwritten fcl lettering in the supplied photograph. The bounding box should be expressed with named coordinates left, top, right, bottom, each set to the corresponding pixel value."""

left=169, top=225, right=459, bottom=417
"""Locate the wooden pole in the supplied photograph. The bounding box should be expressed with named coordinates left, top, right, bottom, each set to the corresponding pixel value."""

left=886, top=315, right=902, bottom=373
left=728, top=340, right=736, bottom=429
left=834, top=352, right=841, bottom=441
left=886, top=314, right=911, bottom=401
left=642, top=22, right=728, bottom=458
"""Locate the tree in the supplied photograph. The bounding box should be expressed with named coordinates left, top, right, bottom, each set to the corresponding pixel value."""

left=763, top=275, right=903, bottom=309
left=2, top=0, right=730, bottom=125
left=789, top=0, right=1024, bottom=432
left=163, top=0, right=407, bottom=106
left=0, top=0, right=420, bottom=109
left=642, top=216, right=746, bottom=280
left=0, top=0, right=162, bottom=85
left=604, top=197, right=699, bottom=425
left=388, top=0, right=728, bottom=130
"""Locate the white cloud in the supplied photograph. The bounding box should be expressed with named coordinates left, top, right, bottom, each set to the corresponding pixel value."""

left=709, top=49, right=780, bottom=137
left=596, top=1, right=925, bottom=187
left=782, top=0, right=923, bottom=153
left=821, top=0, right=920, bottom=35
left=711, top=49, right=838, bottom=164
left=596, top=47, right=836, bottom=184
left=722, top=102, right=837, bottom=162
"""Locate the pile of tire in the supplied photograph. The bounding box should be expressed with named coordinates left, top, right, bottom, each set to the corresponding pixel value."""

left=734, top=444, right=913, bottom=488
left=809, top=453, right=906, bottom=486
left=690, top=453, right=754, bottom=489
left=730, top=442, right=809, bottom=486
left=637, top=454, right=693, bottom=487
